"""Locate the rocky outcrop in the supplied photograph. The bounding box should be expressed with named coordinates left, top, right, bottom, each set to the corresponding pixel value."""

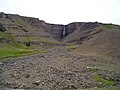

left=0, top=12, right=6, bottom=18
left=0, top=24, right=6, bottom=32
left=47, top=24, right=64, bottom=40
left=80, top=22, right=99, bottom=31
left=0, top=38, right=12, bottom=44
left=65, top=22, right=83, bottom=36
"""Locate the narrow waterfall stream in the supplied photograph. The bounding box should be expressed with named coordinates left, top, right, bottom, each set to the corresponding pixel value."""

left=63, top=26, right=66, bottom=38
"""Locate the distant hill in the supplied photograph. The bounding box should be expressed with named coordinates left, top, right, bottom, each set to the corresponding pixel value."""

left=63, top=22, right=120, bottom=60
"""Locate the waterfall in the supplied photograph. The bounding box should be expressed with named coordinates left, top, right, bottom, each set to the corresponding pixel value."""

left=63, top=26, right=66, bottom=37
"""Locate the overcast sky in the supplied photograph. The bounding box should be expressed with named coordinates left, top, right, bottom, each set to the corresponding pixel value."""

left=0, top=0, right=120, bottom=25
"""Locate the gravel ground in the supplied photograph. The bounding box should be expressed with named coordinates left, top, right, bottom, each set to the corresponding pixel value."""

left=0, top=47, right=120, bottom=90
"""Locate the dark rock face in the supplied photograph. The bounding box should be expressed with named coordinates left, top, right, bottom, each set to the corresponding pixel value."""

left=0, top=38, right=12, bottom=44
left=0, top=24, right=6, bottom=32
left=21, top=17, right=47, bottom=29
left=45, top=22, right=100, bottom=41
left=65, top=22, right=84, bottom=36
left=47, top=24, right=64, bottom=41
left=80, top=22, right=99, bottom=31
left=0, top=12, right=6, bottom=18
left=0, top=24, right=24, bottom=32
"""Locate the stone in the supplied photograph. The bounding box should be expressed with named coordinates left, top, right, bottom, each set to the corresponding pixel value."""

left=33, top=80, right=41, bottom=86
left=0, top=62, right=2, bottom=65
left=25, top=74, right=30, bottom=78
left=0, top=12, right=6, bottom=18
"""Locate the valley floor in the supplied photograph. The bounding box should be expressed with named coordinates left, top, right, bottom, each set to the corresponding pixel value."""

left=0, top=47, right=120, bottom=90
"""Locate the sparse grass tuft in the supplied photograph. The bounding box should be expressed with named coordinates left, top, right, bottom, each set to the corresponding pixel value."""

left=89, top=68, right=98, bottom=72
left=66, top=45, right=78, bottom=51
left=24, top=36, right=61, bottom=45
left=16, top=18, right=30, bottom=28
left=92, top=74, right=115, bottom=86
left=24, top=36, right=32, bottom=42
left=103, top=24, right=120, bottom=29
left=81, top=87, right=120, bottom=90
left=13, top=41, right=25, bottom=48
left=0, top=32, right=13, bottom=39
left=0, top=46, right=47, bottom=59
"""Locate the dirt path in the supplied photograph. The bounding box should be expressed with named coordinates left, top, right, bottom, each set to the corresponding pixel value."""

left=0, top=47, right=120, bottom=90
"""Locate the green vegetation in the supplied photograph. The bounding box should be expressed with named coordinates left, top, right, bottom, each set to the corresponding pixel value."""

left=0, top=18, right=14, bottom=24
left=66, top=45, right=78, bottom=51
left=0, top=32, right=47, bottom=59
left=89, top=68, right=98, bottom=72
left=24, top=36, right=32, bottom=42
left=0, top=44, right=47, bottom=59
left=0, top=48, right=31, bottom=58
left=81, top=87, right=120, bottom=90
left=0, top=32, right=25, bottom=48
left=15, top=18, right=30, bottom=28
left=103, top=24, right=120, bottom=29
left=24, top=36, right=61, bottom=45
left=0, top=32, right=13, bottom=40
left=13, top=41, right=25, bottom=48
left=92, top=74, right=115, bottom=86
left=39, top=37, right=60, bottom=45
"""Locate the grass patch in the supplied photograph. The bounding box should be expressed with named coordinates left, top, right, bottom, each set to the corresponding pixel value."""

left=15, top=18, right=30, bottom=28
left=102, top=24, right=120, bottom=29
left=66, top=45, right=78, bottom=51
left=80, top=87, right=120, bottom=90
left=0, top=49, right=31, bottom=58
left=89, top=68, right=98, bottom=72
left=0, top=32, right=13, bottom=39
left=0, top=47, right=47, bottom=59
left=0, top=39, right=47, bottom=59
left=13, top=41, right=25, bottom=48
left=40, top=39, right=58, bottom=44
left=92, top=74, right=115, bottom=86
left=24, top=36, right=61, bottom=45
left=24, top=36, right=32, bottom=42
left=35, top=37, right=61, bottom=45
left=0, top=32, right=28, bottom=48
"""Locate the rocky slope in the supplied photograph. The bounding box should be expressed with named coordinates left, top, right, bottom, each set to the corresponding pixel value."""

left=0, top=48, right=120, bottom=89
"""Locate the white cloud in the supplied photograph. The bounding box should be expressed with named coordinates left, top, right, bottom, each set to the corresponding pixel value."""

left=0, top=0, right=120, bottom=25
